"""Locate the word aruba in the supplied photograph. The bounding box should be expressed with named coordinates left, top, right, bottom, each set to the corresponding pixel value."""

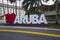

left=14, top=14, right=48, bottom=24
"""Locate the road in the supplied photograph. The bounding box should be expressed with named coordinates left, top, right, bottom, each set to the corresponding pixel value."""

left=0, top=26, right=60, bottom=40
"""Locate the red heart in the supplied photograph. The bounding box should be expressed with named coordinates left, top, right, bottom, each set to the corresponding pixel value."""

left=5, top=13, right=16, bottom=24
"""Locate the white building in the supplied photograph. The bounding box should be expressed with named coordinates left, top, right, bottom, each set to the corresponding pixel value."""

left=0, top=0, right=25, bottom=16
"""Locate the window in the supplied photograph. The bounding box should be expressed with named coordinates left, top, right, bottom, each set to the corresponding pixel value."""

left=4, top=7, right=8, bottom=14
left=9, top=8, right=13, bottom=13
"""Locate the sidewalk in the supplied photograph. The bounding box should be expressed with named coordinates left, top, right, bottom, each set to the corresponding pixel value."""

left=0, top=26, right=60, bottom=31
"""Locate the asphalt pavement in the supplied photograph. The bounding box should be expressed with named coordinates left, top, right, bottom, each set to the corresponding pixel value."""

left=0, top=32, right=60, bottom=40
left=0, top=26, right=60, bottom=40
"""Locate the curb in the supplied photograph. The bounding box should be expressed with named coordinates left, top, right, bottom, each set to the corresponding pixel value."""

left=0, top=26, right=60, bottom=31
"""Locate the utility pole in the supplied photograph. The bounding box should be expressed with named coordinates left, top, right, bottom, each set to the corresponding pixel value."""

left=56, top=0, right=59, bottom=24
left=39, top=0, right=43, bottom=14
left=16, top=0, right=17, bottom=15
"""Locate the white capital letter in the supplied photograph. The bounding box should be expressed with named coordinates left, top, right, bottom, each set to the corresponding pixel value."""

left=31, top=15, right=38, bottom=24
left=38, top=14, right=48, bottom=24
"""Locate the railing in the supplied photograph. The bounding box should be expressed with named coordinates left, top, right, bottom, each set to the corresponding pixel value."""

left=45, top=10, right=60, bottom=15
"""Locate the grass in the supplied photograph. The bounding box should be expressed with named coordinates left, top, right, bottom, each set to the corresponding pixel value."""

left=0, top=23, right=60, bottom=29
left=48, top=24, right=60, bottom=29
left=0, top=23, right=3, bottom=26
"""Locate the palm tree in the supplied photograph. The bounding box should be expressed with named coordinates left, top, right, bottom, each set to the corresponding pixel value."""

left=22, top=0, right=41, bottom=16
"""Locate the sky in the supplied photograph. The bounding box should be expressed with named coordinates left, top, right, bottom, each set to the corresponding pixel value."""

left=0, top=0, right=24, bottom=6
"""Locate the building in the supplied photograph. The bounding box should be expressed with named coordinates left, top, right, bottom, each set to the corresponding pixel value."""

left=0, top=0, right=25, bottom=16
left=0, top=0, right=60, bottom=24
left=42, top=0, right=60, bottom=23
left=0, top=0, right=26, bottom=23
